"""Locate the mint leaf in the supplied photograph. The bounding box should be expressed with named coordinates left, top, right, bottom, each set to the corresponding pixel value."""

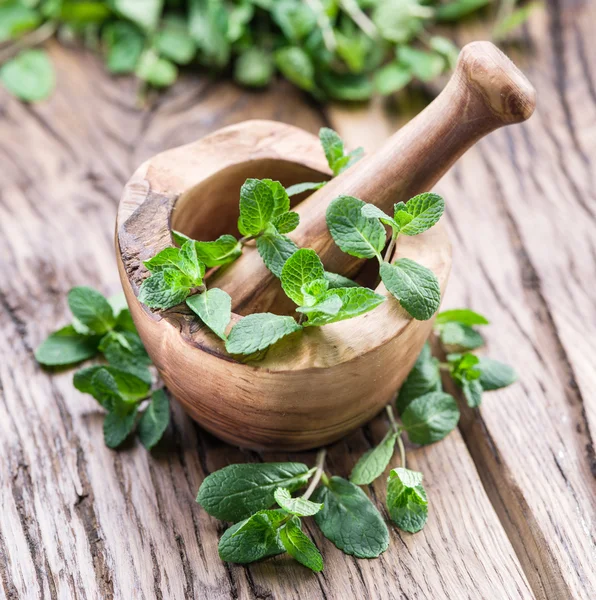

left=138, top=269, right=193, bottom=309
left=301, top=287, right=385, bottom=327
left=436, top=0, right=491, bottom=21
left=171, top=230, right=192, bottom=247
left=271, top=0, right=316, bottom=41
left=135, top=49, right=177, bottom=87
left=326, top=195, right=386, bottom=259
left=138, top=389, right=170, bottom=449
left=35, top=325, right=100, bottom=366
left=477, top=357, right=517, bottom=390
left=401, top=391, right=460, bottom=445
left=192, top=235, right=242, bottom=267
left=238, top=178, right=275, bottom=236
left=275, top=46, right=315, bottom=91
left=197, top=462, right=311, bottom=522
left=218, top=510, right=286, bottom=564
left=374, top=62, right=412, bottom=95
left=178, top=241, right=206, bottom=281
left=349, top=431, right=398, bottom=485
left=380, top=259, right=440, bottom=320
left=312, top=477, right=389, bottom=558
left=261, top=179, right=290, bottom=219
left=462, top=377, right=483, bottom=407
left=397, top=343, right=442, bottom=414
left=103, top=22, right=144, bottom=74
left=281, top=248, right=325, bottom=306
left=279, top=519, right=323, bottom=572
left=297, top=294, right=342, bottom=319
left=74, top=366, right=149, bottom=408
left=273, top=211, right=300, bottom=234
left=143, top=247, right=185, bottom=272
left=256, top=232, right=298, bottom=277
left=99, top=330, right=152, bottom=384
left=226, top=313, right=302, bottom=355
left=387, top=468, right=428, bottom=533
left=397, top=193, right=445, bottom=235
left=274, top=487, right=323, bottom=517
left=0, top=3, right=40, bottom=43
left=286, top=181, right=326, bottom=197
left=319, top=127, right=345, bottom=174
left=234, top=47, right=274, bottom=87
left=439, top=322, right=484, bottom=350
left=397, top=47, right=445, bottom=83
left=324, top=271, right=360, bottom=289
left=155, top=15, right=196, bottom=65
left=186, top=288, right=231, bottom=341
left=104, top=405, right=138, bottom=448
left=361, top=204, right=398, bottom=230
left=112, top=0, right=162, bottom=32
left=435, top=308, right=489, bottom=326
left=301, top=278, right=329, bottom=303
left=68, top=287, right=116, bottom=334
left=0, top=49, right=54, bottom=102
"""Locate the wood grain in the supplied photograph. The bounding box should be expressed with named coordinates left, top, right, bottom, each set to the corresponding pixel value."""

left=0, top=43, right=535, bottom=599
left=327, top=2, right=596, bottom=599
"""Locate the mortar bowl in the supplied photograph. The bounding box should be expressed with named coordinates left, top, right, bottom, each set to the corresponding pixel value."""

left=116, top=120, right=451, bottom=451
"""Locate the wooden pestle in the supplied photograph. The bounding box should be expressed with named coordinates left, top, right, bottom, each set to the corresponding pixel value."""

left=209, top=41, right=536, bottom=314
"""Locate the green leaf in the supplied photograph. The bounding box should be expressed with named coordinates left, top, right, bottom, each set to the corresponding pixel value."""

left=396, top=193, right=444, bottom=235
left=186, top=288, right=232, bottom=341
left=225, top=313, right=302, bottom=355
left=281, top=248, right=325, bottom=306
left=350, top=430, right=398, bottom=485
left=155, top=15, right=196, bottom=65
left=361, top=203, right=398, bottom=230
left=301, top=287, right=385, bottom=327
left=435, top=309, right=489, bottom=326
left=386, top=468, right=428, bottom=533
left=462, top=377, right=483, bottom=407
left=374, top=61, right=412, bottom=95
left=138, top=389, right=170, bottom=449
left=436, top=0, right=491, bottom=21
left=74, top=366, right=150, bottom=407
left=102, top=22, right=144, bottom=74
left=428, top=36, right=460, bottom=68
left=319, top=127, right=345, bottom=174
left=135, top=49, right=177, bottom=87
left=59, top=1, right=111, bottom=24
left=171, top=230, right=192, bottom=247
left=227, top=2, right=254, bottom=42
left=279, top=519, right=323, bottom=572
left=380, top=259, right=441, bottom=320
left=275, top=46, right=315, bottom=92
left=319, top=71, right=373, bottom=102
left=0, top=2, right=40, bottom=43
left=274, top=487, right=323, bottom=517
left=99, top=330, right=152, bottom=384
left=439, top=322, right=484, bottom=350
left=0, top=49, right=54, bottom=102
left=297, top=294, right=342, bottom=318
left=256, top=233, right=298, bottom=278
left=397, top=46, right=445, bottom=83
left=271, top=0, right=316, bottom=41
left=285, top=181, right=326, bottom=197
left=234, top=48, right=274, bottom=88
left=401, top=391, right=460, bottom=445
left=143, top=247, right=184, bottom=273
left=324, top=271, right=360, bottom=289
left=301, top=278, right=329, bottom=303
left=260, top=179, right=290, bottom=219
left=197, top=462, right=311, bottom=522
left=35, top=325, right=100, bottom=366
left=494, top=2, right=540, bottom=40
left=238, top=178, right=275, bottom=236
left=192, top=235, right=242, bottom=267
left=103, top=405, right=139, bottom=448
left=218, top=510, right=285, bottom=564
left=138, top=269, right=193, bottom=309
left=189, top=0, right=230, bottom=68
left=112, top=0, right=163, bottom=32
left=477, top=357, right=517, bottom=391
left=68, top=286, right=116, bottom=335
left=273, top=211, right=300, bottom=234
left=372, top=0, right=429, bottom=43
left=396, top=343, right=442, bottom=414
left=326, top=196, right=386, bottom=259
left=312, top=477, right=389, bottom=558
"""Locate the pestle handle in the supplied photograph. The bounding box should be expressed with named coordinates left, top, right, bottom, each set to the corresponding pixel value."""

left=211, top=41, right=536, bottom=313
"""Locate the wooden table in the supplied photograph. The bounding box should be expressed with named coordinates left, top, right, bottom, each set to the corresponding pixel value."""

left=1, top=1, right=595, bottom=597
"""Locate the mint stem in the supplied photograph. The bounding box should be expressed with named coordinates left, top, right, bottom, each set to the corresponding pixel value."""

left=340, top=0, right=378, bottom=38
left=305, top=0, right=337, bottom=52
left=383, top=231, right=399, bottom=263
left=397, top=435, right=407, bottom=469
left=386, top=405, right=406, bottom=468
left=239, top=235, right=256, bottom=245
left=302, top=448, right=326, bottom=500
left=385, top=404, right=399, bottom=435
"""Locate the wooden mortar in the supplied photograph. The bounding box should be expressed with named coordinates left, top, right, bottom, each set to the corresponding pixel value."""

left=116, top=42, right=535, bottom=451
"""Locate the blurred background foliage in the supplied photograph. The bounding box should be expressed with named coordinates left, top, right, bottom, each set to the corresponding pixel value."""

left=0, top=0, right=538, bottom=103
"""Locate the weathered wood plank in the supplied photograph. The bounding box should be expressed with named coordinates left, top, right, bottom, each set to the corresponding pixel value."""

left=328, top=1, right=596, bottom=598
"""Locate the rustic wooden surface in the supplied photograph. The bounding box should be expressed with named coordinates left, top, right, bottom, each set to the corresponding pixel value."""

left=0, top=0, right=594, bottom=596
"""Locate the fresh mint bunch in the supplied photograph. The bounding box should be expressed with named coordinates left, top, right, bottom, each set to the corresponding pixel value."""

left=397, top=308, right=518, bottom=410
left=325, top=192, right=444, bottom=320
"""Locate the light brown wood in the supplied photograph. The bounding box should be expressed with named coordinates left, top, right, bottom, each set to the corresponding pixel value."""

left=116, top=120, right=451, bottom=450
left=210, top=41, right=536, bottom=314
